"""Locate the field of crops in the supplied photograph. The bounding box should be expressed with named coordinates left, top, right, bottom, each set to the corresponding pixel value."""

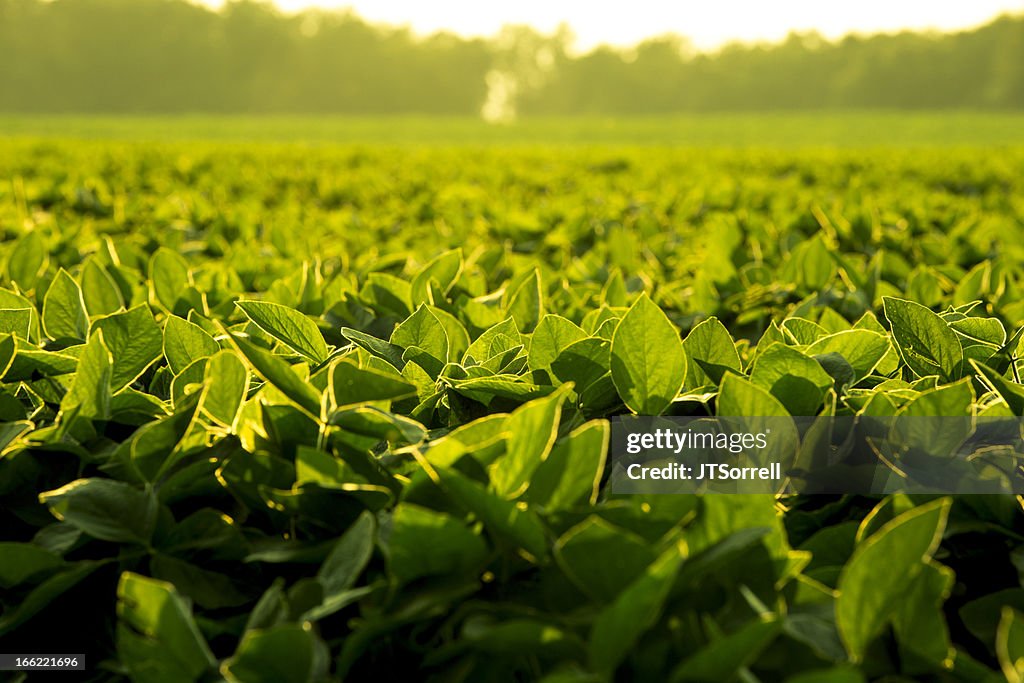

left=2, top=134, right=1024, bottom=682
left=6, top=112, right=1024, bottom=146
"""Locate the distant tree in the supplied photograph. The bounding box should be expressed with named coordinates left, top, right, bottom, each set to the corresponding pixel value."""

left=0, top=0, right=1021, bottom=115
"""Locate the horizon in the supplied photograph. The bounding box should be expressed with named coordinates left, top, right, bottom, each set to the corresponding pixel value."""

left=196, top=0, right=1024, bottom=52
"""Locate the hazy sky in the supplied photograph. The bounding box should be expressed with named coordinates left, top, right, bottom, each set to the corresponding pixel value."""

left=200, top=0, right=1024, bottom=51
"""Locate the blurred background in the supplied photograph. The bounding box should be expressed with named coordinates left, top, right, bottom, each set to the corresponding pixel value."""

left=1, top=0, right=1023, bottom=143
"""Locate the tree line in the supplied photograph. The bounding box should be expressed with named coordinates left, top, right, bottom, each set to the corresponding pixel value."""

left=1, top=0, right=1022, bottom=116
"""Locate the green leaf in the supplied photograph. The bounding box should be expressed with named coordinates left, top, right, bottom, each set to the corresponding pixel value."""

left=528, top=314, right=587, bottom=372
left=0, top=543, right=63, bottom=588
left=0, top=307, right=33, bottom=339
left=818, top=307, right=852, bottom=334
left=783, top=317, right=828, bottom=345
left=670, top=617, right=781, bottom=682
left=329, top=406, right=426, bottom=445
left=359, top=271, right=412, bottom=318
left=331, top=359, right=417, bottom=407
left=611, top=293, right=687, bottom=415
left=59, top=328, right=112, bottom=421
left=488, top=385, right=571, bottom=498
left=0, top=419, right=31, bottom=453
left=317, top=511, right=376, bottom=597
left=39, top=479, right=159, bottom=545
left=42, top=268, right=88, bottom=341
left=687, top=494, right=792, bottom=562
left=998, top=608, right=1024, bottom=683
left=836, top=498, right=951, bottom=661
left=986, top=325, right=1024, bottom=376
left=682, top=316, right=741, bottom=389
left=465, top=317, right=522, bottom=363
left=170, top=356, right=206, bottom=406
left=411, top=248, right=462, bottom=306
left=236, top=300, right=329, bottom=363
left=783, top=668, right=865, bottom=683
left=158, top=508, right=248, bottom=558
left=3, top=345, right=78, bottom=381
left=972, top=358, right=1024, bottom=415
left=805, top=330, right=890, bottom=384
left=960, top=589, right=1024, bottom=651
left=750, top=342, right=833, bottom=415
left=950, top=316, right=1006, bottom=346
left=81, top=258, right=124, bottom=316
left=341, top=327, right=406, bottom=370
left=295, top=445, right=347, bottom=488
left=149, top=555, right=251, bottom=610
left=892, top=561, right=955, bottom=672
left=117, top=572, right=216, bottom=683
left=461, top=618, right=585, bottom=660
left=588, top=542, right=685, bottom=674
left=163, top=315, right=220, bottom=375
left=554, top=517, right=657, bottom=602
left=7, top=230, right=47, bottom=289
left=551, top=337, right=611, bottom=390
left=717, top=373, right=791, bottom=417
left=92, top=304, right=164, bottom=392
left=0, top=561, right=103, bottom=637
left=202, top=350, right=249, bottom=428
left=507, top=268, right=543, bottom=333
left=421, top=413, right=509, bottom=468
left=112, top=387, right=167, bottom=421
left=437, top=467, right=549, bottom=561
left=149, top=248, right=192, bottom=313
left=429, top=305, right=470, bottom=361
left=883, top=297, right=963, bottom=381
left=128, top=391, right=201, bottom=482
left=244, top=580, right=289, bottom=631
left=527, top=420, right=609, bottom=510
left=391, top=304, right=449, bottom=377
left=222, top=624, right=324, bottom=683
left=386, top=504, right=488, bottom=585
left=753, top=320, right=786, bottom=359
left=448, top=374, right=556, bottom=405
left=230, top=333, right=322, bottom=418
left=890, top=379, right=974, bottom=456
left=794, top=233, right=836, bottom=290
